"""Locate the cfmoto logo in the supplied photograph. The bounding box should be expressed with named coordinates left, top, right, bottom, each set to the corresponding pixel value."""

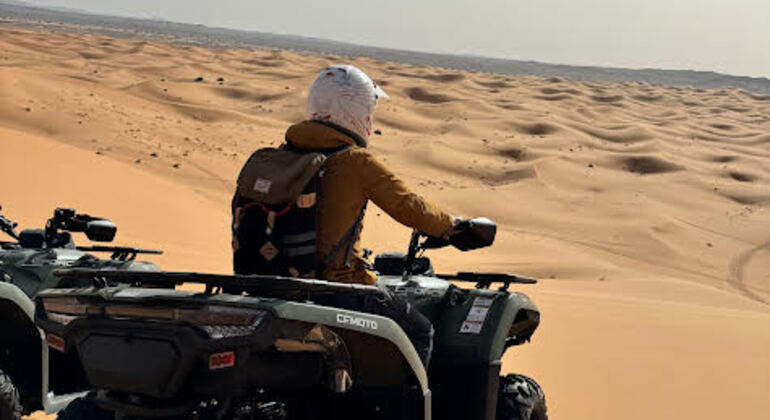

left=336, top=313, right=378, bottom=330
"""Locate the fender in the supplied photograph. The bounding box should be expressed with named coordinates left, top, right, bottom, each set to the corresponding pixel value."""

left=0, top=282, right=44, bottom=413
left=273, top=301, right=431, bottom=420
left=489, top=292, right=540, bottom=360
left=0, top=282, right=36, bottom=322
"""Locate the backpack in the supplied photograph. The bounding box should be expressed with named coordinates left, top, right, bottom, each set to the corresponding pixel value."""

left=231, top=145, right=362, bottom=278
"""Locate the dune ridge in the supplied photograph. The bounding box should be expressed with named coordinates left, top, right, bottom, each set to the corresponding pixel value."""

left=0, top=27, right=768, bottom=420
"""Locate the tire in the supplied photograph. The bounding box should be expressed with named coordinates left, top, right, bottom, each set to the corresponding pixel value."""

left=0, top=370, right=21, bottom=420
left=56, top=397, right=113, bottom=420
left=497, top=374, right=548, bottom=420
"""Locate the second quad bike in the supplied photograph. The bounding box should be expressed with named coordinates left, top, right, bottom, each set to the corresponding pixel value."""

left=0, top=206, right=161, bottom=420
left=37, top=218, right=547, bottom=419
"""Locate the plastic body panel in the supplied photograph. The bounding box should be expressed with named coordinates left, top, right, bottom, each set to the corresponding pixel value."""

left=36, top=285, right=430, bottom=417
left=0, top=246, right=159, bottom=414
left=34, top=269, right=538, bottom=420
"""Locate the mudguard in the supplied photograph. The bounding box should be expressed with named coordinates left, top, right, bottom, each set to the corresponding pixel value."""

left=0, top=282, right=36, bottom=321
left=0, top=282, right=44, bottom=412
left=272, top=301, right=431, bottom=419
left=429, top=289, right=539, bottom=420
left=489, top=292, right=540, bottom=360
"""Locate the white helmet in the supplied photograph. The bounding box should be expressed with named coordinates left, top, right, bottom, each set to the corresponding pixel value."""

left=307, top=64, right=388, bottom=145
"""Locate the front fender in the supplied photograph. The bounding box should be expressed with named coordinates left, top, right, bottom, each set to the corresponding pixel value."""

left=489, top=292, right=539, bottom=359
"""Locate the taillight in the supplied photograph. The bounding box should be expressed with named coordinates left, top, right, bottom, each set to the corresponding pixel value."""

left=46, top=334, right=66, bottom=352
left=46, top=312, right=78, bottom=325
left=43, top=297, right=95, bottom=325
left=209, top=351, right=236, bottom=370
left=187, top=306, right=262, bottom=326
left=42, top=297, right=267, bottom=339
left=43, top=297, right=90, bottom=315
left=106, top=305, right=267, bottom=339
left=182, top=306, right=267, bottom=339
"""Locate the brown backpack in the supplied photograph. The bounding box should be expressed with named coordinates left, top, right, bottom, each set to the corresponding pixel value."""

left=232, top=146, right=362, bottom=278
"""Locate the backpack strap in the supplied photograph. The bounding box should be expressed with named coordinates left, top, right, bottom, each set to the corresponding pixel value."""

left=324, top=203, right=367, bottom=269
left=283, top=141, right=351, bottom=156
left=283, top=142, right=359, bottom=269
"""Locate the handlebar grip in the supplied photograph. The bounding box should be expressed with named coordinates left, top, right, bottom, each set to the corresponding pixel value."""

left=421, top=236, right=449, bottom=249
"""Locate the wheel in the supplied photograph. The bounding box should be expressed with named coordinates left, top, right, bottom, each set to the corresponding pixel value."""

left=56, top=396, right=113, bottom=420
left=0, top=370, right=21, bottom=420
left=497, top=374, right=548, bottom=420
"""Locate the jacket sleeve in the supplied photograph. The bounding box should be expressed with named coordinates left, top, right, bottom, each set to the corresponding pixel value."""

left=355, top=151, right=454, bottom=237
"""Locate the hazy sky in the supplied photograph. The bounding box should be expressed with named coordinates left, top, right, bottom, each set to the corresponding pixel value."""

left=25, top=0, right=770, bottom=78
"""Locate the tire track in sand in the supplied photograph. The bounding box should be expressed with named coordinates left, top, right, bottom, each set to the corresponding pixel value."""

left=728, top=241, right=770, bottom=304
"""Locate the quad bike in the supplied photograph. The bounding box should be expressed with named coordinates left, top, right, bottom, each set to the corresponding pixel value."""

left=37, top=218, right=546, bottom=420
left=0, top=206, right=161, bottom=419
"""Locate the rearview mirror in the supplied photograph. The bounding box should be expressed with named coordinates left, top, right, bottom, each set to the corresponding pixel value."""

left=85, top=220, right=117, bottom=242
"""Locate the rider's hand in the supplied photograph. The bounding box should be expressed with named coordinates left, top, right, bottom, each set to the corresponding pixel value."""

left=442, top=216, right=464, bottom=240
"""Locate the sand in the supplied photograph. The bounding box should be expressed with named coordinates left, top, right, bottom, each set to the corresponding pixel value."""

left=0, top=27, right=768, bottom=420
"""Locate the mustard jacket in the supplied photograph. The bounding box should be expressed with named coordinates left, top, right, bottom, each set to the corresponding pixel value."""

left=285, top=121, right=454, bottom=285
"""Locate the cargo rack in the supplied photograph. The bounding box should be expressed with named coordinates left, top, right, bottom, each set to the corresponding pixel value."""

left=53, top=268, right=384, bottom=300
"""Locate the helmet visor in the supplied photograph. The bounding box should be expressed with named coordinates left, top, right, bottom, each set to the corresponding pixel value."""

left=373, top=82, right=389, bottom=101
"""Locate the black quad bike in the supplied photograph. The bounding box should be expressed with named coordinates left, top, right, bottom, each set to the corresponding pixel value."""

left=0, top=206, right=161, bottom=420
left=36, top=218, right=546, bottom=420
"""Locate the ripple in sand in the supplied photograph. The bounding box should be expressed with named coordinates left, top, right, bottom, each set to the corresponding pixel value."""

left=476, top=80, right=513, bottom=89
left=540, top=87, right=582, bottom=95
left=728, top=171, right=757, bottom=183
left=632, top=94, right=664, bottom=102
left=720, top=192, right=769, bottom=205
left=499, top=147, right=541, bottom=162
left=711, top=123, right=734, bottom=131
left=395, top=71, right=465, bottom=83
left=79, top=51, right=107, bottom=59
left=573, top=124, right=653, bottom=144
left=591, top=95, right=624, bottom=103
left=534, top=94, right=572, bottom=101
left=513, top=122, right=560, bottom=136
left=240, top=58, right=285, bottom=67
left=405, top=87, right=453, bottom=104
left=711, top=155, right=738, bottom=163
left=482, top=167, right=537, bottom=186
left=620, top=156, right=683, bottom=175
left=494, top=102, right=525, bottom=111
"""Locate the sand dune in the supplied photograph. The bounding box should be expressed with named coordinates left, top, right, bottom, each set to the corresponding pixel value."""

left=0, top=27, right=768, bottom=420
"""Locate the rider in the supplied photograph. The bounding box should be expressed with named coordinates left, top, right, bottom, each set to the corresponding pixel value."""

left=284, top=64, right=458, bottom=365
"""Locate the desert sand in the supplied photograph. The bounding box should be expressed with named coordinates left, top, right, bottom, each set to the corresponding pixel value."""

left=0, top=27, right=768, bottom=420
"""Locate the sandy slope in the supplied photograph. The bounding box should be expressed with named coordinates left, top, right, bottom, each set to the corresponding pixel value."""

left=0, top=27, right=768, bottom=419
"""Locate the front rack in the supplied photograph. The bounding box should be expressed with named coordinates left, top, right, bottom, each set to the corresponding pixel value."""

left=76, top=246, right=163, bottom=261
left=437, top=272, right=538, bottom=291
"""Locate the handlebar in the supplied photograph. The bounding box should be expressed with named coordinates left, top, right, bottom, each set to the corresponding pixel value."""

left=0, top=206, right=19, bottom=240
left=401, top=217, right=497, bottom=281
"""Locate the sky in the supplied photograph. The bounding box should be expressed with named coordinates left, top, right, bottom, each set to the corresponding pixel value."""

left=23, top=0, right=770, bottom=78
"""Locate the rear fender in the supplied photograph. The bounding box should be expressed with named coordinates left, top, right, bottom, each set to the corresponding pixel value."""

left=272, top=301, right=431, bottom=420
left=0, top=282, right=35, bottom=319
